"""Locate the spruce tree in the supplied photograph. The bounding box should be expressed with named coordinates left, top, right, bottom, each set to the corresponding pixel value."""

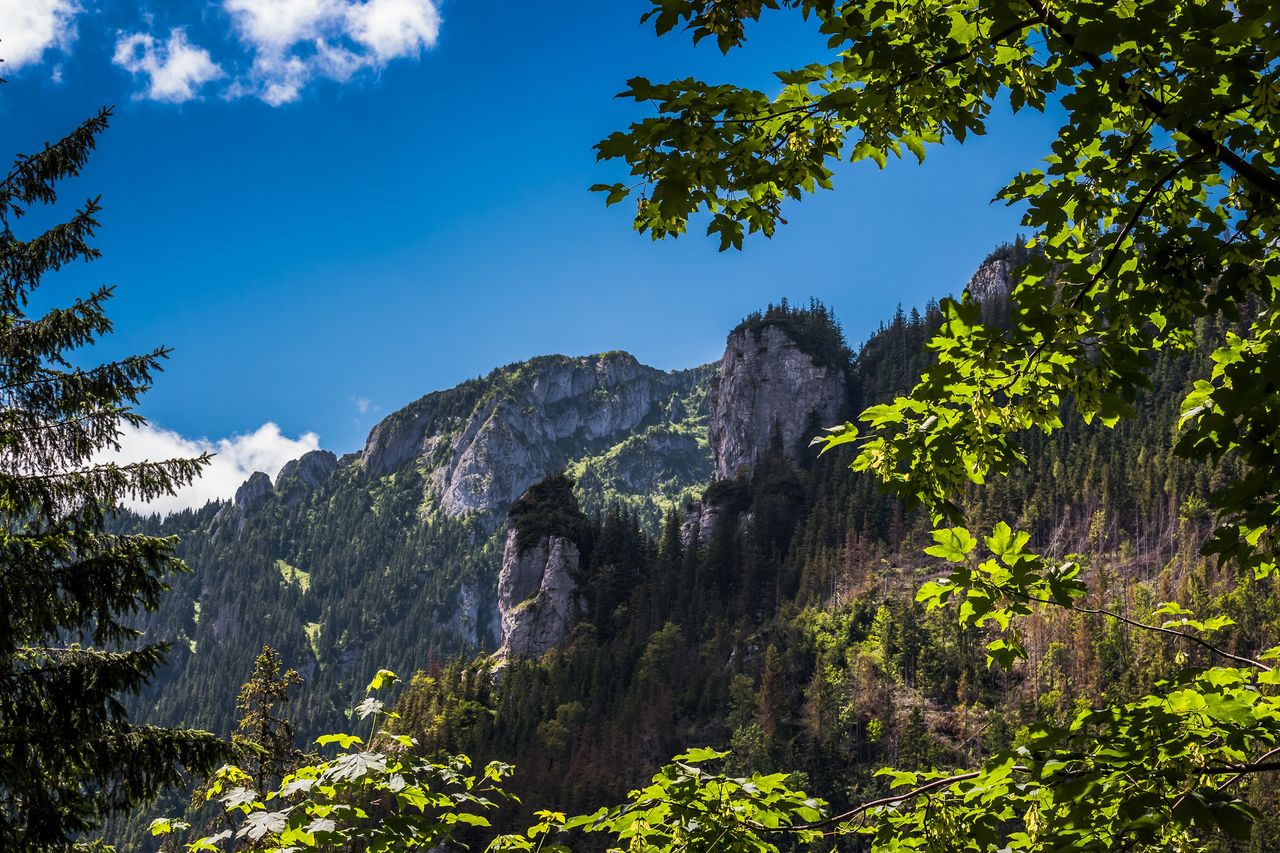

left=231, top=646, right=301, bottom=794
left=0, top=103, right=229, bottom=847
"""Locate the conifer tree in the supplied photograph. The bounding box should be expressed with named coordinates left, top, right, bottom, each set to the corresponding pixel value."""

left=0, top=101, right=229, bottom=847
left=231, top=646, right=301, bottom=795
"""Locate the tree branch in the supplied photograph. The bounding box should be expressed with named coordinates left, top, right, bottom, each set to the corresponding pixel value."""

left=1006, top=585, right=1271, bottom=672
left=1022, top=0, right=1280, bottom=202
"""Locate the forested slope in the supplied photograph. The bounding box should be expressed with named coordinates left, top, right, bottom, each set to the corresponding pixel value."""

left=120, top=245, right=1278, bottom=850
left=386, top=253, right=1279, bottom=847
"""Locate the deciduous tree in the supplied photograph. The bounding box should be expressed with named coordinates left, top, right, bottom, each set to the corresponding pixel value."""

left=598, top=0, right=1280, bottom=847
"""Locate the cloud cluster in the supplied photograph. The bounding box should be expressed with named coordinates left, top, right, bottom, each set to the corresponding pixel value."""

left=0, top=0, right=80, bottom=70
left=121, top=0, right=440, bottom=105
left=112, top=29, right=224, bottom=103
left=101, top=421, right=321, bottom=516
left=0, top=0, right=440, bottom=104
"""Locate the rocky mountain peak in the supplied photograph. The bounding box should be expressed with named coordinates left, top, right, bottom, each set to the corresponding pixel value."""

left=708, top=312, right=849, bottom=480
left=358, top=351, right=709, bottom=522
left=276, top=449, right=338, bottom=491
left=233, top=471, right=274, bottom=515
left=275, top=450, right=339, bottom=509
left=493, top=477, right=590, bottom=663
left=494, top=528, right=582, bottom=663
left=964, top=254, right=1014, bottom=304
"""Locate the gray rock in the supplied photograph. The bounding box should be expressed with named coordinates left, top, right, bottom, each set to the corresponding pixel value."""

left=433, top=354, right=677, bottom=517
left=964, top=254, right=1015, bottom=304
left=494, top=528, right=582, bottom=661
left=233, top=471, right=274, bottom=515
left=276, top=449, right=338, bottom=491
left=357, top=352, right=707, bottom=521
left=708, top=324, right=848, bottom=480
left=445, top=580, right=502, bottom=649
left=362, top=404, right=435, bottom=477
left=275, top=450, right=338, bottom=508
left=679, top=500, right=723, bottom=548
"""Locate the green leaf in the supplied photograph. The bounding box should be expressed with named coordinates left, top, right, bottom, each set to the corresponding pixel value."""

left=366, top=669, right=399, bottom=691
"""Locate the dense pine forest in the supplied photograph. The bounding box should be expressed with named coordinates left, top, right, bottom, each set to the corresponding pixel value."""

left=378, top=293, right=1280, bottom=848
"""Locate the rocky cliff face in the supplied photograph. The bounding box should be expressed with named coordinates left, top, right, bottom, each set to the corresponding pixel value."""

left=275, top=450, right=338, bottom=508
left=359, top=352, right=709, bottom=522
left=708, top=324, right=849, bottom=480
left=679, top=500, right=723, bottom=548
left=494, top=528, right=582, bottom=662
left=234, top=471, right=274, bottom=513
left=964, top=254, right=1014, bottom=303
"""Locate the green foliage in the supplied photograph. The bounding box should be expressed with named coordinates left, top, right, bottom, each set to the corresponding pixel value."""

left=493, top=748, right=826, bottom=852
left=605, top=0, right=1280, bottom=848
left=155, top=670, right=517, bottom=852
left=508, top=473, right=592, bottom=555
left=0, top=101, right=229, bottom=847
left=231, top=647, right=302, bottom=795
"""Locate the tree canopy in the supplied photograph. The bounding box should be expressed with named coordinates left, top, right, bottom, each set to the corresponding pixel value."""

left=593, top=0, right=1280, bottom=848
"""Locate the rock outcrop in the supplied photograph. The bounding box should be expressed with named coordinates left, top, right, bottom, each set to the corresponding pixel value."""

left=359, top=352, right=708, bottom=521
left=233, top=471, right=274, bottom=515
left=708, top=324, right=848, bottom=480
left=275, top=450, right=338, bottom=508
left=446, top=581, right=501, bottom=649
left=276, top=449, right=338, bottom=491
left=494, top=528, right=582, bottom=662
left=679, top=500, right=723, bottom=548
left=964, top=254, right=1014, bottom=304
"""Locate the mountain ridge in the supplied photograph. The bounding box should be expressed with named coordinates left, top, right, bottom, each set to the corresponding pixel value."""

left=123, top=253, right=1014, bottom=743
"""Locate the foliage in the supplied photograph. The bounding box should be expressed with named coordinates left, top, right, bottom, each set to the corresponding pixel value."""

left=0, top=97, right=229, bottom=847
left=231, top=647, right=303, bottom=796
left=508, top=473, right=592, bottom=555
left=153, top=670, right=516, bottom=852
left=602, top=0, right=1280, bottom=848
left=492, top=748, right=826, bottom=852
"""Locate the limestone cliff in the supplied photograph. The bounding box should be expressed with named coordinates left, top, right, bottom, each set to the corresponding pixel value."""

left=234, top=471, right=274, bottom=513
left=964, top=254, right=1014, bottom=304
left=275, top=450, right=338, bottom=508
left=708, top=323, right=849, bottom=480
left=360, top=352, right=710, bottom=522
left=494, top=528, right=582, bottom=662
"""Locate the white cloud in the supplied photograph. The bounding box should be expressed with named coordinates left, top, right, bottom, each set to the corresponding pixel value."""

left=0, top=0, right=80, bottom=71
left=224, top=0, right=440, bottom=105
left=100, top=421, right=320, bottom=515
left=346, top=0, right=441, bottom=61
left=113, top=29, right=224, bottom=103
left=4, top=0, right=440, bottom=104
left=353, top=396, right=373, bottom=414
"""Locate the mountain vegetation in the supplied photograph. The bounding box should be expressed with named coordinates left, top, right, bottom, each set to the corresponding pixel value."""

left=134, top=289, right=1277, bottom=852
left=585, top=0, right=1280, bottom=847
left=7, top=0, right=1276, bottom=847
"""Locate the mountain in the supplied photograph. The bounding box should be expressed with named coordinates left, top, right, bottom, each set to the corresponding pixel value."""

left=125, top=317, right=851, bottom=738
left=114, top=245, right=1280, bottom=849
left=375, top=257, right=1280, bottom=846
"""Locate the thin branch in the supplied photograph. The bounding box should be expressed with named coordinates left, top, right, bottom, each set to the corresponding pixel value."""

left=1006, top=585, right=1271, bottom=671
left=1215, top=746, right=1280, bottom=790
left=758, top=767, right=1028, bottom=832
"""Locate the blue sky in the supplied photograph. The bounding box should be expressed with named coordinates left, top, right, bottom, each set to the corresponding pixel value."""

left=1, top=0, right=1062, bottom=506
